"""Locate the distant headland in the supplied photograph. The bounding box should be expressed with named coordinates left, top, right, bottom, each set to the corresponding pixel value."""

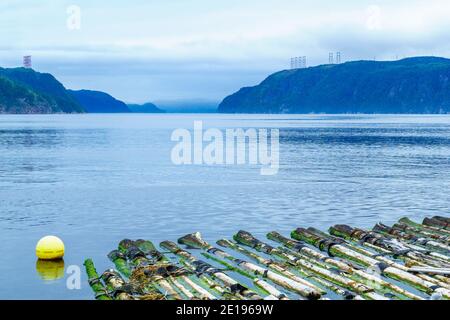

left=218, top=57, right=450, bottom=114
left=3, top=57, right=450, bottom=114
left=0, top=67, right=163, bottom=114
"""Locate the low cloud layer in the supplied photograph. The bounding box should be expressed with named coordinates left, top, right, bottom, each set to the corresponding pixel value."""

left=2, top=0, right=450, bottom=102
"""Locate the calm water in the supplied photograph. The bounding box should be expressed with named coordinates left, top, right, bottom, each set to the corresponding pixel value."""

left=1, top=114, right=450, bottom=299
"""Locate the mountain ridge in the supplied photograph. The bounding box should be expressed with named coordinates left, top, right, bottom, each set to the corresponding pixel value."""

left=69, top=89, right=131, bottom=113
left=0, top=67, right=84, bottom=113
left=218, top=56, right=450, bottom=114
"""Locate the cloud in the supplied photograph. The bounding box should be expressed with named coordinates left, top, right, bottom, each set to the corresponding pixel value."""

left=2, top=0, right=450, bottom=101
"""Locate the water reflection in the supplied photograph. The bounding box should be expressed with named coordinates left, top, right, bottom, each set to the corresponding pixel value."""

left=1, top=114, right=450, bottom=299
left=35, top=259, right=65, bottom=281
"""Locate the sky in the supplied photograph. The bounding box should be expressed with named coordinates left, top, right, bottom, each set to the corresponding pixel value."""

left=2, top=0, right=450, bottom=104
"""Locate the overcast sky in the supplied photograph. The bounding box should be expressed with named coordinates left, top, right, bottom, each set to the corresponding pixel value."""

left=2, top=0, right=450, bottom=103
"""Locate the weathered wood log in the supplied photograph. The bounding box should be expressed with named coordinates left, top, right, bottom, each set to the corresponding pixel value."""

left=108, top=250, right=132, bottom=278
left=408, top=267, right=450, bottom=276
left=423, top=217, right=450, bottom=230
left=233, top=235, right=378, bottom=299
left=217, top=239, right=329, bottom=298
left=399, top=217, right=450, bottom=237
left=330, top=225, right=448, bottom=268
left=83, top=259, right=112, bottom=300
left=160, top=240, right=262, bottom=300
left=232, top=231, right=367, bottom=299
left=375, top=223, right=449, bottom=250
left=178, top=259, right=238, bottom=300
left=392, top=223, right=450, bottom=244
left=200, top=250, right=289, bottom=300
left=267, top=231, right=423, bottom=300
left=253, top=279, right=290, bottom=300
left=177, top=232, right=322, bottom=299
left=135, top=239, right=213, bottom=299
left=116, top=239, right=190, bottom=300
left=304, top=226, right=449, bottom=288
left=373, top=223, right=450, bottom=262
left=292, top=227, right=450, bottom=298
left=433, top=216, right=450, bottom=224
left=228, top=232, right=326, bottom=293
left=101, top=269, right=135, bottom=300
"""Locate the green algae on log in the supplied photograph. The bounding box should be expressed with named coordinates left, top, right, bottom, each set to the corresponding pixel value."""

left=84, top=215, right=449, bottom=300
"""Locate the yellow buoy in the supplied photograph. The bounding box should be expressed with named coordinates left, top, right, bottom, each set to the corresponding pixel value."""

left=36, top=236, right=65, bottom=260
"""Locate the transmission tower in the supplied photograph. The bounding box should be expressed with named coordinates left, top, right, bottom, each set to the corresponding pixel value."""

left=329, top=52, right=334, bottom=64
left=23, top=56, right=32, bottom=68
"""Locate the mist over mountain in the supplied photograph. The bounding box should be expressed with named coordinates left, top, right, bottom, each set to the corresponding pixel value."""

left=155, top=100, right=219, bottom=113
left=219, top=57, right=450, bottom=114
left=127, top=102, right=165, bottom=113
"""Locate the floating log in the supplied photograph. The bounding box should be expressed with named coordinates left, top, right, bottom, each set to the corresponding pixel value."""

left=233, top=231, right=392, bottom=300
left=311, top=225, right=449, bottom=287
left=399, top=217, right=450, bottom=237
left=267, top=231, right=423, bottom=300
left=423, top=217, right=450, bottom=230
left=373, top=223, right=450, bottom=261
left=216, top=239, right=326, bottom=299
left=160, top=240, right=262, bottom=300
left=392, top=223, right=449, bottom=244
left=84, top=215, right=450, bottom=300
left=83, top=259, right=112, bottom=300
left=408, top=267, right=450, bottom=276
left=178, top=259, right=237, bottom=300
left=177, top=232, right=321, bottom=299
left=433, top=216, right=450, bottom=224
left=108, top=250, right=131, bottom=278
left=101, top=269, right=135, bottom=300
left=292, top=227, right=450, bottom=298
left=330, top=225, right=448, bottom=268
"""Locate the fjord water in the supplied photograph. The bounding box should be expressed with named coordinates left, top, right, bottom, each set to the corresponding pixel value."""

left=1, top=114, right=450, bottom=299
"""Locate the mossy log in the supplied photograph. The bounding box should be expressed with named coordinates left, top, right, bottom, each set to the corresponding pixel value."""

left=83, top=259, right=112, bottom=300
left=392, top=223, right=450, bottom=244
left=178, top=259, right=238, bottom=300
left=107, top=250, right=132, bottom=278
left=307, top=226, right=449, bottom=288
left=101, top=269, right=135, bottom=300
left=233, top=231, right=395, bottom=300
left=222, top=233, right=325, bottom=293
left=178, top=232, right=322, bottom=300
left=292, top=228, right=450, bottom=298
left=115, top=239, right=193, bottom=300
left=374, top=223, right=450, bottom=262
left=267, top=232, right=423, bottom=300
left=330, top=225, right=448, bottom=268
left=423, top=217, right=450, bottom=230
left=400, top=218, right=450, bottom=237
left=160, top=240, right=262, bottom=300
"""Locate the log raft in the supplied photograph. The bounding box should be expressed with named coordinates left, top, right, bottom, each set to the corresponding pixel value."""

left=84, top=216, right=450, bottom=300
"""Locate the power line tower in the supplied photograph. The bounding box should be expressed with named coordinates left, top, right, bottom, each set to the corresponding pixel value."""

left=23, top=56, right=32, bottom=68
left=329, top=52, right=334, bottom=64
left=336, top=52, right=341, bottom=64
left=290, top=56, right=307, bottom=69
